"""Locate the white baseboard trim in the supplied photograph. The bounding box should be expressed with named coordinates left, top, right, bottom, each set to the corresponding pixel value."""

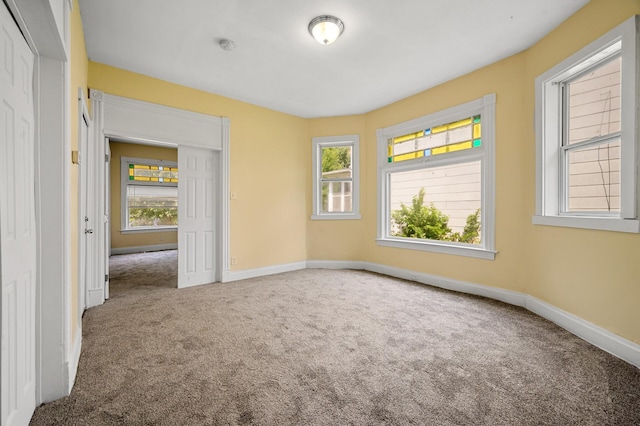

left=66, top=324, right=82, bottom=393
left=306, top=260, right=365, bottom=270
left=110, top=243, right=177, bottom=256
left=526, top=296, right=640, bottom=368
left=217, top=259, right=640, bottom=368
left=222, top=261, right=307, bottom=283
left=307, top=259, right=640, bottom=368
left=360, top=261, right=528, bottom=307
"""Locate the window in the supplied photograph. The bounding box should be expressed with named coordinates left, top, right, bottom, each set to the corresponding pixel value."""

left=121, top=156, right=178, bottom=232
left=534, top=16, right=640, bottom=233
left=376, top=94, right=496, bottom=260
left=311, top=135, right=360, bottom=220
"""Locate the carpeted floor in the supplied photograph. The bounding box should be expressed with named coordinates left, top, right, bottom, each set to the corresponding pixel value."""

left=30, top=250, right=640, bottom=425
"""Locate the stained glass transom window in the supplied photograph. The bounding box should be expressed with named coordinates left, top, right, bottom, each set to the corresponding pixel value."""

left=388, top=115, right=482, bottom=163
left=128, top=163, right=178, bottom=183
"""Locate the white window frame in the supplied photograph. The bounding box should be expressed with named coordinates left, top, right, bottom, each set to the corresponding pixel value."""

left=376, top=94, right=496, bottom=260
left=534, top=15, right=640, bottom=233
left=311, top=135, right=361, bottom=220
left=120, top=156, right=178, bottom=233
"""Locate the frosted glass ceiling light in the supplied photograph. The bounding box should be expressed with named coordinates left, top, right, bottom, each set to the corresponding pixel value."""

left=308, top=15, right=344, bottom=45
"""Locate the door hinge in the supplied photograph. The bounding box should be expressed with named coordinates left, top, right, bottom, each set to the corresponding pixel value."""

left=105, top=154, right=110, bottom=162
left=105, top=274, right=109, bottom=282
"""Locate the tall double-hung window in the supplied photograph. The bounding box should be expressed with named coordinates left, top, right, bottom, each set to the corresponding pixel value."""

left=534, top=16, right=640, bottom=233
left=376, top=94, right=496, bottom=260
left=311, top=135, right=360, bottom=220
left=121, top=156, right=178, bottom=231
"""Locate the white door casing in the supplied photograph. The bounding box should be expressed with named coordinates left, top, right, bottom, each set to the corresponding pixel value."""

left=104, top=138, right=110, bottom=300
left=0, top=2, right=36, bottom=424
left=178, top=147, right=217, bottom=288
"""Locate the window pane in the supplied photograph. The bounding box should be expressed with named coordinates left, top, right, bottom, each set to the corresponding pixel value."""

left=127, top=185, right=178, bottom=227
left=321, top=146, right=352, bottom=177
left=129, top=163, right=178, bottom=183
left=389, top=161, right=481, bottom=244
left=322, top=181, right=352, bottom=213
left=388, top=115, right=482, bottom=163
left=567, top=139, right=620, bottom=212
left=567, top=56, right=621, bottom=145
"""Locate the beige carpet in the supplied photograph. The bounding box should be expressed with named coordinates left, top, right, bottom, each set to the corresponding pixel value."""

left=30, top=250, right=640, bottom=425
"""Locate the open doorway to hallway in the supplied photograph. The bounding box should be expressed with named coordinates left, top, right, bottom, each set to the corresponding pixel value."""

left=109, top=141, right=179, bottom=288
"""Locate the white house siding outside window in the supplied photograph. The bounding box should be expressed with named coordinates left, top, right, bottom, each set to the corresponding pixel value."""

left=563, top=57, right=621, bottom=213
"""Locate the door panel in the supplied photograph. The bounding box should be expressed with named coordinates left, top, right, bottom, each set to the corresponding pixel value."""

left=1, top=2, right=36, bottom=424
left=80, top=105, right=96, bottom=309
left=78, top=112, right=87, bottom=314
left=178, top=147, right=216, bottom=288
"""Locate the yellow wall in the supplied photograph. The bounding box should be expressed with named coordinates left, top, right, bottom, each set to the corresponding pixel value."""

left=89, top=64, right=309, bottom=269
left=81, top=0, right=640, bottom=347
left=522, top=0, right=640, bottom=343
left=306, top=115, right=367, bottom=261
left=307, top=0, right=640, bottom=344
left=70, top=0, right=89, bottom=343
left=109, top=142, right=178, bottom=250
left=307, top=53, right=530, bottom=295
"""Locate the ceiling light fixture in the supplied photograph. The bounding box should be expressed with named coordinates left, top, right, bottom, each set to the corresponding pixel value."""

left=308, top=15, right=344, bottom=45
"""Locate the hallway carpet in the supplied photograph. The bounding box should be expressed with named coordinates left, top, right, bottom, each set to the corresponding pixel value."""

left=30, top=250, right=640, bottom=425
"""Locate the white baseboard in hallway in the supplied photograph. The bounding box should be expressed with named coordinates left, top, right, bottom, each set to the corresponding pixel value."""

left=110, top=243, right=178, bottom=256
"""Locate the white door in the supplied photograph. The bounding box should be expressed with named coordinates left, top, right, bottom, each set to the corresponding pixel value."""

left=178, top=147, right=216, bottom=288
left=0, top=2, right=36, bottom=425
left=78, top=101, right=93, bottom=315
left=86, top=131, right=108, bottom=309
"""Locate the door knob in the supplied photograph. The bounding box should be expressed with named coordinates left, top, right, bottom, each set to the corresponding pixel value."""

left=85, top=229, right=93, bottom=234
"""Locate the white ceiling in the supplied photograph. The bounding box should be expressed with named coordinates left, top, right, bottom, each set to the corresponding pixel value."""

left=78, top=0, right=589, bottom=118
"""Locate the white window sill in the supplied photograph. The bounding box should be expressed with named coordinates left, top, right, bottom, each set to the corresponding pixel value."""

left=532, top=215, right=640, bottom=233
left=311, top=213, right=362, bottom=221
left=121, top=227, right=178, bottom=234
left=376, top=238, right=496, bottom=260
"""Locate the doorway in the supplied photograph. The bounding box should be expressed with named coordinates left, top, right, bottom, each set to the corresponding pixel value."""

left=88, top=90, right=229, bottom=306
left=108, top=140, right=179, bottom=288
left=106, top=141, right=218, bottom=290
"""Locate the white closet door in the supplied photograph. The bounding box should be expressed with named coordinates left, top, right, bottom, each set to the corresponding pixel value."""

left=178, top=147, right=216, bottom=288
left=0, top=2, right=36, bottom=425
